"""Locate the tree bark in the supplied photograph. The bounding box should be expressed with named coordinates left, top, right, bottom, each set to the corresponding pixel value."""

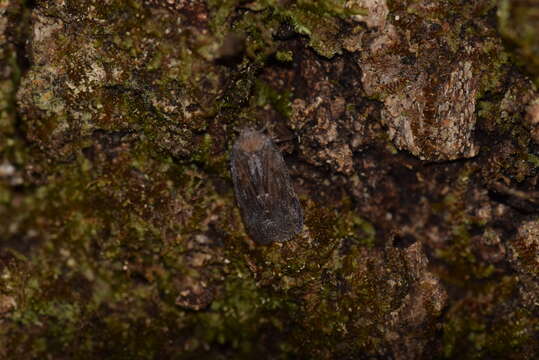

left=0, top=0, right=538, bottom=359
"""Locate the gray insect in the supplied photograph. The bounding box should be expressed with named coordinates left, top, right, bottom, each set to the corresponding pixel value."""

left=230, top=128, right=303, bottom=244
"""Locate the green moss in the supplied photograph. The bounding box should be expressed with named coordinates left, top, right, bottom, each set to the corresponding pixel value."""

left=442, top=278, right=538, bottom=359
left=275, top=50, right=293, bottom=63
left=498, top=0, right=539, bottom=86
left=255, top=79, right=293, bottom=118
left=435, top=223, right=496, bottom=283
left=330, top=199, right=376, bottom=247
left=272, top=0, right=367, bottom=58
left=191, top=134, right=214, bottom=164
left=211, top=0, right=365, bottom=60
left=527, top=153, right=539, bottom=169
left=1, top=146, right=228, bottom=356
left=432, top=166, right=498, bottom=284
left=207, top=0, right=243, bottom=34
left=429, top=161, right=538, bottom=357
left=194, top=275, right=296, bottom=355
left=215, top=200, right=411, bottom=357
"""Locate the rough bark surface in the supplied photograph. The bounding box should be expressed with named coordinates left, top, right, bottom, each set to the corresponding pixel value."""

left=0, top=0, right=538, bottom=359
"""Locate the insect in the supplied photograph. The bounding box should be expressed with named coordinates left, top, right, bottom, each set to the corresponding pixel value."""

left=230, top=128, right=303, bottom=244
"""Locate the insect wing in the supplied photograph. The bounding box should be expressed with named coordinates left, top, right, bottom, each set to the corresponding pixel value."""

left=231, top=131, right=303, bottom=244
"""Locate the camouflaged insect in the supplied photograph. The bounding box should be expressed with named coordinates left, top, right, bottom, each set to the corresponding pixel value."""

left=230, top=128, right=303, bottom=244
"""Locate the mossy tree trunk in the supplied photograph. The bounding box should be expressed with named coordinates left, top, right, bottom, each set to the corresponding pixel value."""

left=0, top=0, right=538, bottom=359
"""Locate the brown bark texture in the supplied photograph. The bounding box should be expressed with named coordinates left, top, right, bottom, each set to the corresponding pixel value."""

left=0, top=0, right=538, bottom=359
